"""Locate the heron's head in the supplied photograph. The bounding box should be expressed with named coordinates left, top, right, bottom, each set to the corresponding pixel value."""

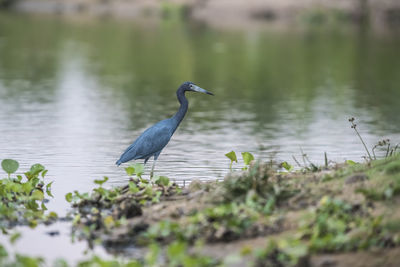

left=180, top=81, right=214, bottom=96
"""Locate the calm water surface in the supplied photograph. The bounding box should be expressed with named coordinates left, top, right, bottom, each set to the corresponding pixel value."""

left=0, top=14, right=400, bottom=261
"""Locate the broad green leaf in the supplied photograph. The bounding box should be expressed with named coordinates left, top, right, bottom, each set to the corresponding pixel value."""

left=41, top=169, right=48, bottom=178
left=29, top=220, right=38, bottom=228
left=65, top=192, right=73, bottom=202
left=346, top=160, right=357, bottom=166
left=94, top=187, right=105, bottom=195
left=10, top=232, right=21, bottom=244
left=129, top=182, right=139, bottom=193
left=94, top=176, right=109, bottom=186
left=22, top=182, right=33, bottom=194
left=132, top=163, right=144, bottom=176
left=75, top=191, right=89, bottom=199
left=41, top=202, right=48, bottom=210
left=126, top=164, right=145, bottom=177
left=225, top=151, right=238, bottom=163
left=30, top=164, right=45, bottom=176
left=241, top=152, right=254, bottom=165
left=46, top=181, right=54, bottom=197
left=155, top=176, right=170, bottom=187
left=125, top=166, right=135, bottom=176
left=31, top=190, right=44, bottom=201
left=167, top=241, right=186, bottom=259
left=1, top=159, right=19, bottom=175
left=281, top=161, right=294, bottom=172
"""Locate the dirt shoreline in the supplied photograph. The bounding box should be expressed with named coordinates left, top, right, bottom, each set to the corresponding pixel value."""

left=5, top=0, right=400, bottom=31
left=66, top=155, right=400, bottom=266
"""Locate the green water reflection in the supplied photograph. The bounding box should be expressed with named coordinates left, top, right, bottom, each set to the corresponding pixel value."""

left=1, top=14, right=399, bottom=131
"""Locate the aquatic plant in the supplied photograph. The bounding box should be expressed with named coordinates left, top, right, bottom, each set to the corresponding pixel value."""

left=0, top=243, right=44, bottom=267
left=225, top=151, right=254, bottom=170
left=67, top=164, right=182, bottom=243
left=0, top=159, right=57, bottom=230
left=280, top=161, right=293, bottom=172
left=225, top=151, right=237, bottom=171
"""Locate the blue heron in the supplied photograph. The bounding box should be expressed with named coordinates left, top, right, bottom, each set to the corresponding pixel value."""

left=116, top=81, right=213, bottom=177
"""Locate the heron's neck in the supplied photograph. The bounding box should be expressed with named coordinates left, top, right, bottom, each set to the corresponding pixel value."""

left=172, top=88, right=188, bottom=127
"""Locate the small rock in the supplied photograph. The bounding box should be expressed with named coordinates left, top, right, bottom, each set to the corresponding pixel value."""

left=345, top=173, right=368, bottom=184
left=45, top=230, right=60, bottom=236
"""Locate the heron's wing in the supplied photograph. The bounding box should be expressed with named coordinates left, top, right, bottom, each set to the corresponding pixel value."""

left=118, top=121, right=173, bottom=163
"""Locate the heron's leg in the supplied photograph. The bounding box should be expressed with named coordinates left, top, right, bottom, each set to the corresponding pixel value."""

left=150, top=160, right=156, bottom=178
left=150, top=151, right=161, bottom=178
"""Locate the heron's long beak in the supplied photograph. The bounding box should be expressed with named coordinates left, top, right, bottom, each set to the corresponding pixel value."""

left=192, top=85, right=214, bottom=96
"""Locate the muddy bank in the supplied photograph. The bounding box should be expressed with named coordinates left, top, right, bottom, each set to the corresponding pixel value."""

left=5, top=0, right=400, bottom=31
left=67, top=155, right=400, bottom=266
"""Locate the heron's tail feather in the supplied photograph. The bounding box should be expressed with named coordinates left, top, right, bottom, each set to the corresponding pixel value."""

left=116, top=159, right=122, bottom=166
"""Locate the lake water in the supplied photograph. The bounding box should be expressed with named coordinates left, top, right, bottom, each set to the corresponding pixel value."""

left=0, top=13, right=400, bottom=262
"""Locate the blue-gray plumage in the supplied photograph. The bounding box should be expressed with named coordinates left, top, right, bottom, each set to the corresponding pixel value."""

left=116, top=81, right=213, bottom=177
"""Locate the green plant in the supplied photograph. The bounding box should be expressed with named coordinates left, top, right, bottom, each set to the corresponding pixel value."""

left=125, top=163, right=144, bottom=179
left=255, top=238, right=308, bottom=267
left=67, top=171, right=181, bottom=244
left=0, top=244, right=45, bottom=267
left=356, top=179, right=400, bottom=201
left=1, top=159, right=19, bottom=178
left=144, top=202, right=261, bottom=244
left=280, top=161, right=293, bottom=172
left=300, top=196, right=390, bottom=252
left=372, top=139, right=400, bottom=159
left=241, top=152, right=254, bottom=170
left=349, top=117, right=373, bottom=161
left=225, top=151, right=255, bottom=171
left=225, top=151, right=237, bottom=170
left=0, top=238, right=218, bottom=267
left=222, top=162, right=296, bottom=211
left=0, top=159, right=56, bottom=230
left=256, top=196, right=398, bottom=266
